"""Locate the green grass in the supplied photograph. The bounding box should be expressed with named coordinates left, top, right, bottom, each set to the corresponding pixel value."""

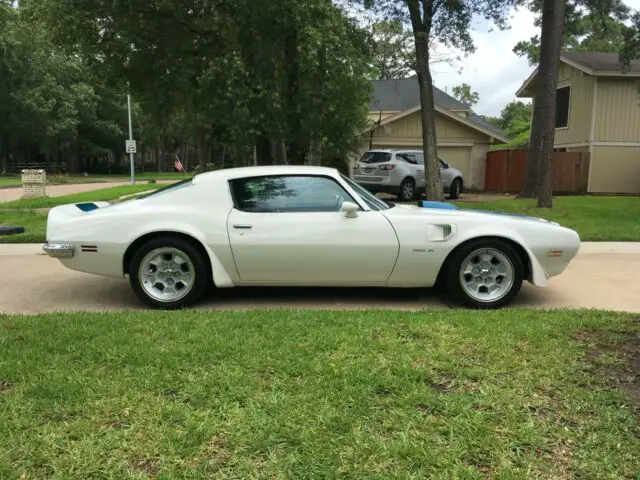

left=0, top=309, right=637, bottom=479
left=0, top=177, right=21, bottom=187
left=0, top=172, right=188, bottom=188
left=1, top=184, right=158, bottom=210
left=460, top=195, right=640, bottom=241
left=0, top=210, right=47, bottom=243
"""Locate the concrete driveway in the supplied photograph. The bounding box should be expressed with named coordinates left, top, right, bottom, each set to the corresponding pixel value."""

left=0, top=180, right=175, bottom=203
left=1, top=242, right=639, bottom=314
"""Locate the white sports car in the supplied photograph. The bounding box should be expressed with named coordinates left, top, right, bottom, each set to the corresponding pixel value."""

left=43, top=166, right=580, bottom=309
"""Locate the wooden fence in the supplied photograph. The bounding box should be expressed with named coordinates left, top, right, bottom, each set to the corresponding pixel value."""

left=484, top=150, right=590, bottom=194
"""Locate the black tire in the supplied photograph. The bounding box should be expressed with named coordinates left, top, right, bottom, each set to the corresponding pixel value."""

left=442, top=238, right=524, bottom=309
left=397, top=178, right=416, bottom=202
left=129, top=236, right=209, bottom=309
left=0, top=226, right=25, bottom=236
left=449, top=178, right=462, bottom=200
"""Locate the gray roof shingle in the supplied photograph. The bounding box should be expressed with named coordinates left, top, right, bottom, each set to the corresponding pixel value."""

left=369, top=76, right=506, bottom=138
left=561, top=51, right=640, bottom=73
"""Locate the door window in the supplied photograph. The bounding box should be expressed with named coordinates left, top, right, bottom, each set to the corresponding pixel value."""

left=397, top=153, right=418, bottom=164
left=229, top=175, right=357, bottom=213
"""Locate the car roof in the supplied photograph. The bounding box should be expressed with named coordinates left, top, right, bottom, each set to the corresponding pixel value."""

left=193, top=165, right=340, bottom=183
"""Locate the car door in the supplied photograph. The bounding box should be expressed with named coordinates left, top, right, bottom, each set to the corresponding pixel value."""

left=413, top=152, right=425, bottom=188
left=439, top=158, right=455, bottom=187
left=226, top=174, right=400, bottom=285
left=397, top=152, right=423, bottom=188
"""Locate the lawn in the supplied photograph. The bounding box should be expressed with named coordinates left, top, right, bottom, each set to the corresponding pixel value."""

left=0, top=309, right=637, bottom=479
left=1, top=184, right=158, bottom=210
left=0, top=210, right=47, bottom=243
left=0, top=172, right=189, bottom=188
left=459, top=195, right=640, bottom=241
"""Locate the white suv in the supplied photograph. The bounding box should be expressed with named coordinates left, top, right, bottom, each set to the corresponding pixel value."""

left=352, top=149, right=464, bottom=202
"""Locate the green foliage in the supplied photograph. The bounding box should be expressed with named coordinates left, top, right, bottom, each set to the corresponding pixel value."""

left=451, top=83, right=479, bottom=107
left=514, top=0, right=632, bottom=65
left=370, top=19, right=415, bottom=79
left=489, top=100, right=533, bottom=150
left=26, top=0, right=374, bottom=170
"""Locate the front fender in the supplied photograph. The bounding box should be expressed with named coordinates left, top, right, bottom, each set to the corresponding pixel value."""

left=452, top=227, right=548, bottom=287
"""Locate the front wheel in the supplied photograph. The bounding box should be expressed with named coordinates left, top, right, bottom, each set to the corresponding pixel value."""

left=449, top=178, right=462, bottom=200
left=443, top=239, right=524, bottom=309
left=129, top=236, right=209, bottom=309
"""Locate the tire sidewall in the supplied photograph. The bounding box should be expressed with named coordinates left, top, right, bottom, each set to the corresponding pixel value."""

left=449, top=179, right=461, bottom=199
left=129, top=236, right=209, bottom=309
left=398, top=179, right=415, bottom=202
left=444, top=239, right=524, bottom=309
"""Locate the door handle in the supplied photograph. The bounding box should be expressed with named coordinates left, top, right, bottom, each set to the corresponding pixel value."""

left=233, top=224, right=253, bottom=229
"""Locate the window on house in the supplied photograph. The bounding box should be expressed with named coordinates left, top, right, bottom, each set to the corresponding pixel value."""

left=556, top=85, right=570, bottom=129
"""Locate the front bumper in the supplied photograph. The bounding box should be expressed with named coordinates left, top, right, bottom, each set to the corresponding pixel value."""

left=43, top=243, right=75, bottom=258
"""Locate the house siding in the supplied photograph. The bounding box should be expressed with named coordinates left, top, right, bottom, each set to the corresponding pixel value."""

left=589, top=146, right=640, bottom=193
left=554, top=63, right=595, bottom=146
left=594, top=78, right=640, bottom=142
left=370, top=110, right=489, bottom=145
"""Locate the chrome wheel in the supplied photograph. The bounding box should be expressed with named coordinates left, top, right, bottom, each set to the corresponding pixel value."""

left=459, top=248, right=514, bottom=303
left=138, top=247, right=195, bottom=303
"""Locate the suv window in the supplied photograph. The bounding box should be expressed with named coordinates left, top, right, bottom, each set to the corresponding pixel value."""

left=230, top=175, right=356, bottom=213
left=415, top=152, right=424, bottom=164
left=397, top=153, right=417, bottom=164
left=359, top=152, right=391, bottom=164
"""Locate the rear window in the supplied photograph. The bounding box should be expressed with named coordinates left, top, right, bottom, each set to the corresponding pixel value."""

left=359, top=152, right=391, bottom=164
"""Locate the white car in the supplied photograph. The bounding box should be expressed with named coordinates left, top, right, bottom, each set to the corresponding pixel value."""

left=43, top=166, right=580, bottom=310
left=352, top=149, right=464, bottom=201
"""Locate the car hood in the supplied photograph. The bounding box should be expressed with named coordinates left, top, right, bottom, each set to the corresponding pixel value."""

left=384, top=201, right=560, bottom=225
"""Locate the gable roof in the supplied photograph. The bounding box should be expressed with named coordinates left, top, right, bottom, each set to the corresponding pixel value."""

left=369, top=76, right=508, bottom=141
left=561, top=51, right=640, bottom=74
left=517, top=51, right=640, bottom=98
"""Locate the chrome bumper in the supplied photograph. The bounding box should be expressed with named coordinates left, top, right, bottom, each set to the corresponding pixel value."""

left=43, top=243, right=75, bottom=258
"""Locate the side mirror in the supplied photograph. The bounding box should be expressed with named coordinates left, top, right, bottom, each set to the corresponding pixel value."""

left=341, top=201, right=359, bottom=218
left=442, top=162, right=450, bottom=169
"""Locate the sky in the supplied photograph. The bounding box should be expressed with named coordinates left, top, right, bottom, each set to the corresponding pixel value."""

left=430, top=0, right=640, bottom=117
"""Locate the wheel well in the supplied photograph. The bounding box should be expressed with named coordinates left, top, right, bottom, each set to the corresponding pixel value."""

left=402, top=176, right=416, bottom=185
left=123, top=231, right=212, bottom=281
left=435, top=236, right=531, bottom=286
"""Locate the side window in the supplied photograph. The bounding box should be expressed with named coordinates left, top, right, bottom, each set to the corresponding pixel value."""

left=230, top=175, right=356, bottom=213
left=397, top=153, right=417, bottom=165
left=415, top=152, right=424, bottom=164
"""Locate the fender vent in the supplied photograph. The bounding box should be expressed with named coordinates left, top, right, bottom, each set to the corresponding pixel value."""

left=427, top=224, right=455, bottom=242
left=81, top=245, right=98, bottom=253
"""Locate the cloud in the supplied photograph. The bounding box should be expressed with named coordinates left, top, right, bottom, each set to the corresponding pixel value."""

left=430, top=6, right=539, bottom=117
left=431, top=0, right=640, bottom=117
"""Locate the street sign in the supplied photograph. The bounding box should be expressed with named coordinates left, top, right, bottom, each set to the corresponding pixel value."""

left=125, top=140, right=137, bottom=154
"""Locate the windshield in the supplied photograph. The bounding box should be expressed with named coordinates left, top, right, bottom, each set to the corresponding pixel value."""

left=340, top=174, right=392, bottom=211
left=358, top=151, right=391, bottom=164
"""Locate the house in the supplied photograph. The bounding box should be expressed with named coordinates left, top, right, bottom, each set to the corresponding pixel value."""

left=360, top=76, right=509, bottom=190
left=517, top=51, right=640, bottom=194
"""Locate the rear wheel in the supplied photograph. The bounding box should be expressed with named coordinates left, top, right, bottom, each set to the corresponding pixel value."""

left=129, top=236, right=209, bottom=309
left=397, top=178, right=416, bottom=202
left=443, top=239, right=524, bottom=308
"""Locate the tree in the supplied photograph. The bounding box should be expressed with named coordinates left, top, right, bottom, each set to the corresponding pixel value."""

left=520, top=0, right=565, bottom=207
left=514, top=0, right=631, bottom=65
left=361, top=0, right=518, bottom=201
left=452, top=83, right=479, bottom=107
left=370, top=20, right=415, bottom=79
left=487, top=100, right=533, bottom=149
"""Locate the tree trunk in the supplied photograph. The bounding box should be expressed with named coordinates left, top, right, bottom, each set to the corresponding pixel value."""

left=408, top=0, right=443, bottom=201
left=196, top=128, right=206, bottom=172
left=521, top=0, right=565, bottom=206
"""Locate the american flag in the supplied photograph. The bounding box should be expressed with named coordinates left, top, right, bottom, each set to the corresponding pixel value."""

left=174, top=155, right=185, bottom=173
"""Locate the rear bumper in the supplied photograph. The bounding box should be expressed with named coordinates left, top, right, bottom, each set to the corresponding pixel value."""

left=42, top=243, right=75, bottom=258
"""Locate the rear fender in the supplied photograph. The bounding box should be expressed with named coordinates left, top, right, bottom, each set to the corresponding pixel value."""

left=127, top=223, right=236, bottom=288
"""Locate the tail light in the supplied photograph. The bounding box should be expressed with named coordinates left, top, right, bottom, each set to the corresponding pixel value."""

left=378, top=164, right=395, bottom=171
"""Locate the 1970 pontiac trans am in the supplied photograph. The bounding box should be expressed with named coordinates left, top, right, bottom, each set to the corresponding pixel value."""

left=43, top=166, right=580, bottom=309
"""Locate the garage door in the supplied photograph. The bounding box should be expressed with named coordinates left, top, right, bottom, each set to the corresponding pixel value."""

left=438, top=147, right=471, bottom=185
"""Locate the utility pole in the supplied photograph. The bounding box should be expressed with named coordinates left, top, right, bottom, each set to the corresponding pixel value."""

left=126, top=94, right=136, bottom=185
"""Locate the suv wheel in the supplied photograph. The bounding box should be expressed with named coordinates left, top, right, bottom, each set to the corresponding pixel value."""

left=449, top=178, right=462, bottom=200
left=398, top=178, right=416, bottom=202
